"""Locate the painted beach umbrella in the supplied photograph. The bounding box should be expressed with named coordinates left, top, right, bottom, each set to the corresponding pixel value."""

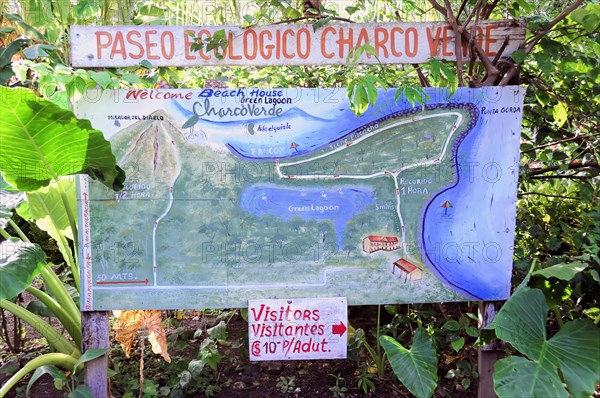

left=290, top=142, right=299, bottom=152
left=440, top=200, right=453, bottom=215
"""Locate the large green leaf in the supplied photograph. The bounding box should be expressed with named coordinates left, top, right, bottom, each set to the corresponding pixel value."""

left=494, top=356, right=568, bottom=398
left=380, top=327, right=438, bottom=398
left=68, top=385, right=94, bottom=398
left=490, top=288, right=548, bottom=359
left=0, top=86, right=125, bottom=192
left=570, top=4, right=600, bottom=33
left=532, top=261, right=588, bottom=281
left=26, top=178, right=76, bottom=241
left=491, top=288, right=600, bottom=398
left=73, top=348, right=109, bottom=370
left=545, top=320, right=600, bottom=398
left=0, top=37, right=31, bottom=69
left=0, top=240, right=46, bottom=300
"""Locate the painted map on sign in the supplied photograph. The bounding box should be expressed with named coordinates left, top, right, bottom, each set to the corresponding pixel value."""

left=76, top=87, right=524, bottom=310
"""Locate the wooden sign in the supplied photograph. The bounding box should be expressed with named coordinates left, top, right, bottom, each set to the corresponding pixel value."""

left=70, top=20, right=524, bottom=67
left=248, top=297, right=347, bottom=361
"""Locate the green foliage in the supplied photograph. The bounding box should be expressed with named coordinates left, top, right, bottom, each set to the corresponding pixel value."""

left=347, top=74, right=387, bottom=115
left=380, top=327, right=438, bottom=398
left=0, top=84, right=122, bottom=394
left=532, top=261, right=588, bottom=280
left=349, top=305, right=388, bottom=378
left=570, top=3, right=600, bottom=33
left=427, top=60, right=457, bottom=92
left=356, top=367, right=376, bottom=394
left=26, top=179, right=79, bottom=285
left=188, top=29, right=229, bottom=60
left=0, top=240, right=45, bottom=300
left=148, top=315, right=237, bottom=398
left=444, top=360, right=478, bottom=392
left=0, top=86, right=125, bottom=191
left=276, top=376, right=296, bottom=394
left=26, top=349, right=107, bottom=398
left=0, top=35, right=30, bottom=84
left=490, top=288, right=600, bottom=398
left=328, top=374, right=348, bottom=398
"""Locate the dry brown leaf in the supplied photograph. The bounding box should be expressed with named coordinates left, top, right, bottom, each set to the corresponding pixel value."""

left=113, top=310, right=171, bottom=363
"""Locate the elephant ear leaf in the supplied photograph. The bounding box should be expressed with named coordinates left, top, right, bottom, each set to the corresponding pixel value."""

left=0, top=86, right=125, bottom=192
left=0, top=240, right=46, bottom=300
left=491, top=288, right=600, bottom=398
left=380, top=327, right=438, bottom=398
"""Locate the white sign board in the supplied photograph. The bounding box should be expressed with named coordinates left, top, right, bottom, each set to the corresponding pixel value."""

left=70, top=21, right=524, bottom=67
left=248, top=297, right=347, bottom=361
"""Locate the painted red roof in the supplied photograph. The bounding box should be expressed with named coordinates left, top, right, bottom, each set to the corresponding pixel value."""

left=366, top=236, right=399, bottom=243
left=394, top=258, right=420, bottom=273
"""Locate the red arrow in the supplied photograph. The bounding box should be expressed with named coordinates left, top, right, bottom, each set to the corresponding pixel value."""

left=96, top=279, right=149, bottom=285
left=332, top=321, right=347, bottom=336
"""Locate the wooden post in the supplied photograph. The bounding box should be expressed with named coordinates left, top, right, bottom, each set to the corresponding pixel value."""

left=82, top=311, right=110, bottom=398
left=477, top=301, right=503, bottom=398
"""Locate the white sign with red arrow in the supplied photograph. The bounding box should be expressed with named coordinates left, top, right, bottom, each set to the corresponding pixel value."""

left=248, top=297, right=347, bottom=361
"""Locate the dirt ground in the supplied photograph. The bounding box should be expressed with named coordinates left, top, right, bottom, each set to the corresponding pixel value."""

left=207, top=309, right=476, bottom=398
left=1, top=302, right=477, bottom=398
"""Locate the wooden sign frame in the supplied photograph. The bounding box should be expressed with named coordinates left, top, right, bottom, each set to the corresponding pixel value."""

left=71, top=20, right=525, bottom=397
left=70, top=20, right=524, bottom=67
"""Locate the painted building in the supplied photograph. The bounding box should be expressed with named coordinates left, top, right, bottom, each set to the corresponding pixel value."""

left=392, top=258, right=423, bottom=282
left=362, top=236, right=401, bottom=253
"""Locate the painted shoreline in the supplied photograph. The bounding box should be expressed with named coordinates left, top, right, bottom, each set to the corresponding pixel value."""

left=419, top=103, right=481, bottom=299
left=225, top=102, right=479, bottom=162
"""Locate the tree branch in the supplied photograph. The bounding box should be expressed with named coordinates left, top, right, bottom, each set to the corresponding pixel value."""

left=518, top=192, right=579, bottom=200
left=396, top=11, right=432, bottom=87
left=492, top=36, right=510, bottom=65
left=498, top=66, right=519, bottom=86
left=524, top=0, right=584, bottom=54
left=456, top=0, right=469, bottom=19
left=271, top=15, right=355, bottom=25
left=466, top=4, right=481, bottom=83
left=525, top=74, right=599, bottom=128
left=463, top=0, right=483, bottom=26
left=414, top=64, right=432, bottom=87
left=480, top=0, right=501, bottom=20
left=443, top=0, right=465, bottom=86
left=525, top=160, right=599, bottom=177
left=521, top=133, right=600, bottom=154
left=302, top=0, right=321, bottom=18
left=529, top=175, right=590, bottom=180
left=427, top=0, right=448, bottom=17
left=430, top=0, right=494, bottom=86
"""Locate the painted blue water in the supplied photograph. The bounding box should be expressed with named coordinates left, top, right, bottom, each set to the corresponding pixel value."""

left=240, top=184, right=374, bottom=247
left=171, top=90, right=424, bottom=160
left=172, top=87, right=522, bottom=300
left=420, top=91, right=522, bottom=300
